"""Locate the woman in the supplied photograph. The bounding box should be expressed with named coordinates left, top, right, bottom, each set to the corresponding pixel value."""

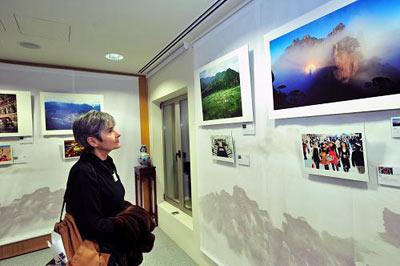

left=216, top=140, right=228, bottom=157
left=65, top=110, right=153, bottom=265
left=311, top=142, right=320, bottom=169
left=338, top=141, right=351, bottom=172
left=327, top=141, right=340, bottom=171
left=319, top=142, right=330, bottom=170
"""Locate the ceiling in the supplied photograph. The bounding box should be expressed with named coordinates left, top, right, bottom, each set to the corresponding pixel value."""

left=0, top=0, right=247, bottom=75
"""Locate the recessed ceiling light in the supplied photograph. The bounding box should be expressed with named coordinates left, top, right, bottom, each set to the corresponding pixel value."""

left=105, top=53, right=124, bottom=61
left=19, top=41, right=41, bottom=49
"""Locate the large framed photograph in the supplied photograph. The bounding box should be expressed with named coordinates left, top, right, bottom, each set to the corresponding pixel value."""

left=63, top=139, right=84, bottom=160
left=40, top=92, right=103, bottom=135
left=211, top=134, right=235, bottom=163
left=0, top=144, right=13, bottom=165
left=265, top=0, right=400, bottom=119
left=195, top=45, right=253, bottom=126
left=301, top=127, right=368, bottom=182
left=0, top=89, right=32, bottom=137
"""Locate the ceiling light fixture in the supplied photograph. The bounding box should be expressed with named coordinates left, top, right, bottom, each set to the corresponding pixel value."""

left=19, top=41, right=41, bottom=49
left=105, top=53, right=124, bottom=61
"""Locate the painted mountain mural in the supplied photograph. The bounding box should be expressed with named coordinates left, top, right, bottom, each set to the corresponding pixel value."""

left=200, top=186, right=375, bottom=266
left=200, top=55, right=242, bottom=121
left=270, top=0, right=400, bottom=110
left=0, top=187, right=64, bottom=243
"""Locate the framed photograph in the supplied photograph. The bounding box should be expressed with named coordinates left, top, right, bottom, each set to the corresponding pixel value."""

left=63, top=139, right=84, bottom=160
left=301, top=127, right=368, bottom=182
left=391, top=117, right=400, bottom=138
left=265, top=0, right=400, bottom=119
left=0, top=89, right=32, bottom=137
left=377, top=166, right=400, bottom=188
left=195, top=45, right=253, bottom=126
left=0, top=144, right=13, bottom=165
left=211, top=134, right=235, bottom=163
left=40, top=92, right=103, bottom=135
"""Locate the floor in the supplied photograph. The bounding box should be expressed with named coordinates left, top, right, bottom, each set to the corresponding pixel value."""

left=0, top=227, right=197, bottom=266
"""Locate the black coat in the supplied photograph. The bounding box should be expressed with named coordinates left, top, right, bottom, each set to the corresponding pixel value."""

left=65, top=151, right=125, bottom=247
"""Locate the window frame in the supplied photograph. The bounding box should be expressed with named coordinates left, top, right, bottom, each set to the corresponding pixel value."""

left=161, top=95, right=192, bottom=215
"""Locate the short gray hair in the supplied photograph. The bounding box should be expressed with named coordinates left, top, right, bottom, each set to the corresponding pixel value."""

left=73, top=110, right=115, bottom=152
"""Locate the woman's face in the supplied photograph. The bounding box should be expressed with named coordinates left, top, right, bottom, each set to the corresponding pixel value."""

left=95, top=124, right=121, bottom=152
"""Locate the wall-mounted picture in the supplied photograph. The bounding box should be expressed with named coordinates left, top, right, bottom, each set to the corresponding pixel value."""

left=301, top=128, right=368, bottom=182
left=0, top=94, right=17, bottom=133
left=377, top=165, right=400, bottom=188
left=391, top=117, right=400, bottom=138
left=265, top=0, right=400, bottom=119
left=0, top=89, right=32, bottom=137
left=63, top=139, right=84, bottom=160
left=0, top=144, right=13, bottom=165
left=211, top=134, right=234, bottom=163
left=195, top=45, right=253, bottom=126
left=378, top=167, right=393, bottom=176
left=40, top=92, right=103, bottom=135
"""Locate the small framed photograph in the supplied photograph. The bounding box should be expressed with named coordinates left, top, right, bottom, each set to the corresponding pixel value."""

left=211, top=134, right=235, bottom=163
left=377, top=166, right=400, bottom=188
left=0, top=89, right=33, bottom=137
left=0, top=144, right=13, bottom=165
left=63, top=139, right=84, bottom=160
left=391, top=117, right=400, bottom=138
left=301, top=127, right=369, bottom=182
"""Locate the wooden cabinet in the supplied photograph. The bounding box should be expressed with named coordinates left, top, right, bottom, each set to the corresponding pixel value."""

left=134, top=166, right=158, bottom=225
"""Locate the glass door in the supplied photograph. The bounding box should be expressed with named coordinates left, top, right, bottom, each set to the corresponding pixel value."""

left=162, top=96, right=192, bottom=213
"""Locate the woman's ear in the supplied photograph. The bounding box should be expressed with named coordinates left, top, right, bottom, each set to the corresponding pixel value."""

left=86, top=136, right=98, bottom=148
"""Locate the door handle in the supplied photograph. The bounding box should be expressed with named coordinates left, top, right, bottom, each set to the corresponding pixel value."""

left=175, top=150, right=181, bottom=161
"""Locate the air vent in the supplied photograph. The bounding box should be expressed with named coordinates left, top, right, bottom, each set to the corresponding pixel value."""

left=14, top=14, right=71, bottom=42
left=19, top=42, right=41, bottom=49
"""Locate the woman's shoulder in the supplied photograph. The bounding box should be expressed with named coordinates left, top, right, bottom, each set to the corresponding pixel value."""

left=67, top=159, right=97, bottom=184
left=70, top=159, right=93, bottom=173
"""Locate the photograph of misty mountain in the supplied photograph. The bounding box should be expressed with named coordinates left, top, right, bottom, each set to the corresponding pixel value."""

left=199, top=55, right=242, bottom=121
left=270, top=0, right=400, bottom=111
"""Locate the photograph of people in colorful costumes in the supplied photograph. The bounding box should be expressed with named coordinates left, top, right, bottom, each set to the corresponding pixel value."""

left=302, top=132, right=365, bottom=175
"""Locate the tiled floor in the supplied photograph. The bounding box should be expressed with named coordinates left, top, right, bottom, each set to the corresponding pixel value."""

left=0, top=227, right=197, bottom=266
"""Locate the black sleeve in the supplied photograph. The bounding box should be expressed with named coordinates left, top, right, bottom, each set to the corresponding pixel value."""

left=67, top=164, right=115, bottom=244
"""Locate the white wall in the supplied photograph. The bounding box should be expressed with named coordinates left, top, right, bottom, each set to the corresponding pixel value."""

left=0, top=62, right=140, bottom=245
left=149, top=0, right=400, bottom=265
left=148, top=49, right=215, bottom=265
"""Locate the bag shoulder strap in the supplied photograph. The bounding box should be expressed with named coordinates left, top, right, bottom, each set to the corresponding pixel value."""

left=59, top=198, right=66, bottom=222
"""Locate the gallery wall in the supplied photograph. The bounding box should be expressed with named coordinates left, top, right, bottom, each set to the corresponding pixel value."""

left=0, top=62, right=141, bottom=246
left=148, top=48, right=214, bottom=266
left=149, top=0, right=400, bottom=265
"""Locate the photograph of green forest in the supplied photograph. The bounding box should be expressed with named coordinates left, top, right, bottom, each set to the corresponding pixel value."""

left=199, top=55, right=242, bottom=121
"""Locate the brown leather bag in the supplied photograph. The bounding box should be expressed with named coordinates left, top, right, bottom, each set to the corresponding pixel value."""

left=51, top=200, right=110, bottom=266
